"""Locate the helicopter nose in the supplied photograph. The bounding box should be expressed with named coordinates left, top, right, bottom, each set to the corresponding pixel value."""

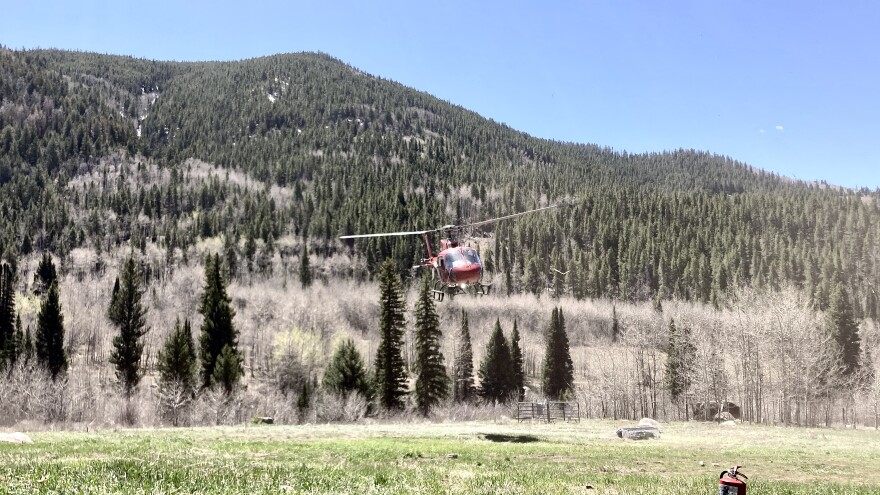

left=451, top=264, right=481, bottom=284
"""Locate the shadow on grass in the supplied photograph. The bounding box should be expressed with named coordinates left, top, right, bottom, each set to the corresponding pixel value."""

left=482, top=433, right=541, bottom=443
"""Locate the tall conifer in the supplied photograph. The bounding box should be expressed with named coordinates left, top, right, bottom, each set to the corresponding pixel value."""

left=374, top=258, right=408, bottom=411
left=299, top=242, right=312, bottom=288
left=34, top=253, right=57, bottom=295
left=0, top=263, right=14, bottom=367
left=36, top=281, right=67, bottom=379
left=510, top=319, right=525, bottom=401
left=827, top=284, right=861, bottom=378
left=198, top=254, right=241, bottom=389
left=542, top=307, right=574, bottom=400
left=109, top=257, right=149, bottom=396
left=413, top=276, right=449, bottom=416
left=452, top=310, right=475, bottom=403
left=478, top=319, right=513, bottom=404
left=157, top=318, right=197, bottom=391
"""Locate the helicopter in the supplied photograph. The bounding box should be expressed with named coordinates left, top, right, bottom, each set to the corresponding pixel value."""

left=340, top=204, right=559, bottom=301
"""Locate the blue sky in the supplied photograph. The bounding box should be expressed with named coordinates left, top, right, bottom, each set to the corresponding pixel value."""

left=3, top=0, right=878, bottom=188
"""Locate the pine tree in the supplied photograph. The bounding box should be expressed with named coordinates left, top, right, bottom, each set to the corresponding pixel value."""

left=0, top=262, right=14, bottom=368
left=20, top=233, right=32, bottom=256
left=21, top=322, right=34, bottom=364
left=107, top=276, right=122, bottom=325
left=108, top=257, right=149, bottom=396
left=413, top=276, right=450, bottom=416
left=299, top=241, right=312, bottom=288
left=542, top=307, right=574, bottom=400
left=157, top=318, right=197, bottom=391
left=827, top=284, right=862, bottom=378
left=478, top=319, right=514, bottom=405
left=223, top=233, right=238, bottom=280
left=244, top=232, right=256, bottom=273
left=34, top=253, right=57, bottom=295
left=452, top=309, right=475, bottom=403
left=198, top=254, right=242, bottom=389
left=323, top=339, right=372, bottom=399
left=374, top=258, right=408, bottom=411
left=665, top=318, right=695, bottom=410
left=156, top=318, right=198, bottom=424
left=510, top=319, right=525, bottom=402
left=8, top=313, right=23, bottom=366
left=611, top=305, right=620, bottom=343
left=211, top=344, right=242, bottom=394
left=36, top=281, right=67, bottom=379
left=296, top=380, right=311, bottom=415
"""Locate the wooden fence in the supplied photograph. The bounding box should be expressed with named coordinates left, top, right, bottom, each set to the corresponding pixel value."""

left=516, top=401, right=580, bottom=422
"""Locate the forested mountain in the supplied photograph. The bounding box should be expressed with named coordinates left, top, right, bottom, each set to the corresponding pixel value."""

left=1, top=46, right=879, bottom=315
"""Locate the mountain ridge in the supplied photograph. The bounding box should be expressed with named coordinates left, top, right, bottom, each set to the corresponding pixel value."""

left=0, top=47, right=877, bottom=313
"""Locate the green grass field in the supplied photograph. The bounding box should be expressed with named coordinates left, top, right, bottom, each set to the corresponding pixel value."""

left=2, top=420, right=880, bottom=494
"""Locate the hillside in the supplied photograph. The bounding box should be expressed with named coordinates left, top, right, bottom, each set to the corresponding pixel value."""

left=1, top=47, right=879, bottom=312
left=3, top=47, right=880, bottom=429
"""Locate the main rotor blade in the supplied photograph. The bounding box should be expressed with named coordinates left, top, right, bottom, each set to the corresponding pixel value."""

left=339, top=229, right=432, bottom=239
left=459, top=204, right=560, bottom=229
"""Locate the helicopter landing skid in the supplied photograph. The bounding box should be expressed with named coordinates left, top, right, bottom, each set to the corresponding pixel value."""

left=432, top=281, right=492, bottom=302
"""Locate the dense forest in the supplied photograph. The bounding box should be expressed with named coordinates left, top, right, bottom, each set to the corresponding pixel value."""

left=2, top=47, right=878, bottom=313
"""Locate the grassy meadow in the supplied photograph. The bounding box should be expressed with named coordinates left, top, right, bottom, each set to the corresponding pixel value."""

left=2, top=420, right=880, bottom=494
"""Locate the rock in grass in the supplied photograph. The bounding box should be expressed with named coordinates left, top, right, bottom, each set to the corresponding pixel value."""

left=616, top=427, right=659, bottom=440
left=638, top=418, right=662, bottom=431
left=447, top=453, right=459, bottom=459
left=0, top=432, right=33, bottom=444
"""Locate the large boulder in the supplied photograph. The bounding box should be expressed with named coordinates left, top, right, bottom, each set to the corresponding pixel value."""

left=616, top=426, right=659, bottom=440
left=638, top=418, right=661, bottom=431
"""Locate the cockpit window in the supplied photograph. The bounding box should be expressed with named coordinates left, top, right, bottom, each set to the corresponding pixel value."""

left=445, top=251, right=466, bottom=268
left=445, top=249, right=481, bottom=268
left=462, top=248, right=481, bottom=264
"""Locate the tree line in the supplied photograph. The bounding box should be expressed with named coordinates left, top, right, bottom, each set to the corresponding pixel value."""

left=0, top=255, right=578, bottom=421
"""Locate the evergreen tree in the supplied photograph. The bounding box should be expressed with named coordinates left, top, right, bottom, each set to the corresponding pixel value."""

left=21, top=322, right=34, bottom=364
left=478, top=319, right=514, bottom=404
left=611, top=305, right=620, bottom=343
left=7, top=313, right=23, bottom=367
left=198, top=254, right=242, bottom=389
left=827, top=284, right=862, bottom=378
left=374, top=258, right=408, bottom=411
left=34, top=253, right=57, bottom=295
left=157, top=318, right=197, bottom=391
left=108, top=257, right=149, bottom=396
left=323, top=339, right=372, bottom=399
left=510, top=319, right=525, bottom=401
left=223, top=233, right=238, bottom=279
left=244, top=232, right=256, bottom=273
left=211, top=344, right=242, bottom=394
left=107, top=276, right=122, bottom=325
left=296, top=380, right=311, bottom=414
left=665, top=318, right=695, bottom=412
left=413, top=276, right=450, bottom=416
left=35, top=281, right=67, bottom=379
left=452, top=309, right=475, bottom=403
left=542, top=307, right=574, bottom=400
left=0, top=262, right=14, bottom=368
left=20, top=233, right=32, bottom=256
left=299, top=242, right=313, bottom=288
